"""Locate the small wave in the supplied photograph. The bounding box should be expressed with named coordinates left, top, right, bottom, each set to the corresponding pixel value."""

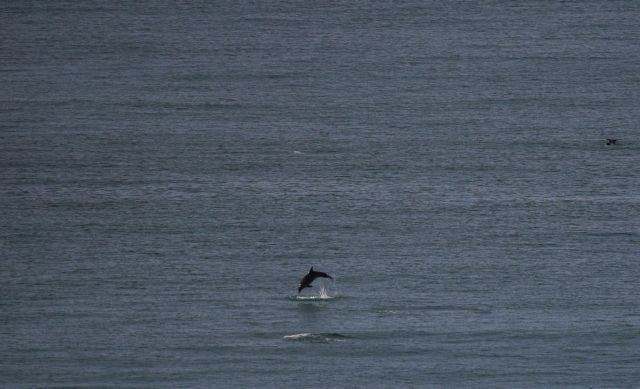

left=283, top=333, right=349, bottom=342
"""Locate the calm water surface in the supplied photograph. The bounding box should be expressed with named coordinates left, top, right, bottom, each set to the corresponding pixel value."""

left=2, top=1, right=640, bottom=387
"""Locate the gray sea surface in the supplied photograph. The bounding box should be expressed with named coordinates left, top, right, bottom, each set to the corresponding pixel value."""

left=2, top=1, right=640, bottom=387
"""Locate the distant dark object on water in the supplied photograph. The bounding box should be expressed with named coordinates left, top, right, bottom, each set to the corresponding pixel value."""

left=606, top=138, right=617, bottom=145
left=298, top=267, right=333, bottom=294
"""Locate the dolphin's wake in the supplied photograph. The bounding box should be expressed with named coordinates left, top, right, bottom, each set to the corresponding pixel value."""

left=289, top=279, right=338, bottom=301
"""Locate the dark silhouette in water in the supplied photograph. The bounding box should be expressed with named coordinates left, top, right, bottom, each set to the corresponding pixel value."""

left=298, top=267, right=333, bottom=293
left=606, top=138, right=617, bottom=145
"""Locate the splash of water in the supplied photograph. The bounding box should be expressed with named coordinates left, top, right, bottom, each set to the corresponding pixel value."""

left=319, top=285, right=330, bottom=299
left=290, top=278, right=338, bottom=300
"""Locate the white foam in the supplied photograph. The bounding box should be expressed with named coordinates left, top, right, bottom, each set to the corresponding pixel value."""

left=283, top=333, right=348, bottom=342
left=283, top=333, right=313, bottom=340
left=289, top=294, right=334, bottom=301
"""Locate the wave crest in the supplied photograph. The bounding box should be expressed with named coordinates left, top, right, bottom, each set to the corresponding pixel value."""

left=283, top=332, right=349, bottom=342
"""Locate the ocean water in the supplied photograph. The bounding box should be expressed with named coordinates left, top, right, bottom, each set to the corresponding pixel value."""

left=2, top=1, right=640, bottom=387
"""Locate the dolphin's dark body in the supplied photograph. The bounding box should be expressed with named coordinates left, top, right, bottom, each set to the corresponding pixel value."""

left=298, top=267, right=333, bottom=293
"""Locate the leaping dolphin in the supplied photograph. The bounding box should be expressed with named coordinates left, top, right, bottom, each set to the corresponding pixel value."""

left=298, top=267, right=333, bottom=293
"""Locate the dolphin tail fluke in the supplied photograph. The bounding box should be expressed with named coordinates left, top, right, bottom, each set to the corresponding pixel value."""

left=315, top=271, right=332, bottom=279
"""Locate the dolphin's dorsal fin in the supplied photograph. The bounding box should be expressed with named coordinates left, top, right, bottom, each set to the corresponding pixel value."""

left=310, top=266, right=314, bottom=272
